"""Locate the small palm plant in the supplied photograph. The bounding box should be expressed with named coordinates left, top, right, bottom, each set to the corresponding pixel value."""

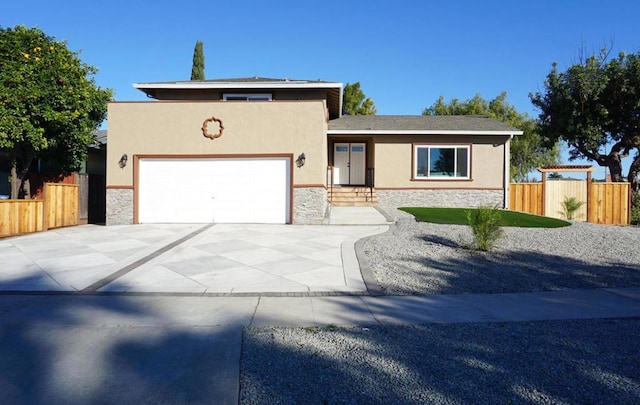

left=559, top=196, right=585, bottom=220
left=466, top=205, right=504, bottom=251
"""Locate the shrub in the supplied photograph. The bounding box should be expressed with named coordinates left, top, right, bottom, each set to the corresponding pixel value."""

left=631, top=192, right=640, bottom=225
left=466, top=205, right=504, bottom=251
left=559, top=196, right=585, bottom=220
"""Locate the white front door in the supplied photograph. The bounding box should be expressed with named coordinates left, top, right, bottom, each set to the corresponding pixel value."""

left=333, top=143, right=366, bottom=185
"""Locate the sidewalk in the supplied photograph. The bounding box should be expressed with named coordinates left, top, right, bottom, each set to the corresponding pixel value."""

left=2, top=283, right=640, bottom=404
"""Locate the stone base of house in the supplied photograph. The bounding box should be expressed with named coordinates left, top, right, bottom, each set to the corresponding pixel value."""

left=293, top=187, right=328, bottom=224
left=376, top=188, right=504, bottom=208
left=106, top=188, right=134, bottom=225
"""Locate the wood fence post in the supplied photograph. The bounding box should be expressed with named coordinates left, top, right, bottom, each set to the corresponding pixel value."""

left=586, top=171, right=592, bottom=223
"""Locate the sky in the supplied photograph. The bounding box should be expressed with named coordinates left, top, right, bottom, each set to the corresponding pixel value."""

left=4, top=0, right=640, bottom=180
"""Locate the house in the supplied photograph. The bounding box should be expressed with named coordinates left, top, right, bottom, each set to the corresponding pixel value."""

left=106, top=77, right=522, bottom=225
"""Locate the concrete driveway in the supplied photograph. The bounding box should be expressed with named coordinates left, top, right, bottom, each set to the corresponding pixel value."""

left=0, top=222, right=388, bottom=294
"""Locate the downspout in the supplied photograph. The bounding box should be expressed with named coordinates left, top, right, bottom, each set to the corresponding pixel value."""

left=503, top=134, right=514, bottom=209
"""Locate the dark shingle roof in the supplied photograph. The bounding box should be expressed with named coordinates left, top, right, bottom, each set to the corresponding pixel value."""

left=328, top=115, right=521, bottom=133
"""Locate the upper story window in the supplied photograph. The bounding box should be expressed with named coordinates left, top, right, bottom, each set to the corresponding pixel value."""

left=223, top=93, right=272, bottom=101
left=414, top=144, right=470, bottom=180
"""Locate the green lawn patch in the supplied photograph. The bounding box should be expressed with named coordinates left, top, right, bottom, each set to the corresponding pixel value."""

left=399, top=207, right=570, bottom=228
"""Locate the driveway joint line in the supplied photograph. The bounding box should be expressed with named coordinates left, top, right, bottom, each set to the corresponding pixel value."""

left=79, top=224, right=215, bottom=294
left=248, top=296, right=261, bottom=327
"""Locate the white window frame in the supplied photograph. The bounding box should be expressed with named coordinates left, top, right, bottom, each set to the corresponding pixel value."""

left=223, top=93, right=272, bottom=101
left=413, top=144, right=471, bottom=180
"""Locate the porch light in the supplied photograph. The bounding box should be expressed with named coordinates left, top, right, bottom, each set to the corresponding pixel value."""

left=296, top=153, right=306, bottom=168
left=118, top=153, right=128, bottom=168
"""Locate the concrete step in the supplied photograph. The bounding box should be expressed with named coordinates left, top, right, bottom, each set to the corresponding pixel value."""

left=328, top=186, right=377, bottom=206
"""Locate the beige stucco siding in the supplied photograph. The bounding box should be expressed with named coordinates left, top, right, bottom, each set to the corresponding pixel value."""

left=107, top=100, right=328, bottom=187
left=374, top=135, right=508, bottom=189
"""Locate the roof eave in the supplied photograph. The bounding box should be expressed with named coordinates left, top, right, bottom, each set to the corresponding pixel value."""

left=327, top=129, right=524, bottom=136
left=133, top=82, right=343, bottom=90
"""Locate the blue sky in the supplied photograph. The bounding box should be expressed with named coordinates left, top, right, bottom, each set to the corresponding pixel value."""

left=4, top=0, right=640, bottom=179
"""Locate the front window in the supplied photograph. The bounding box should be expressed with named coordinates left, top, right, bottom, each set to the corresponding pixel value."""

left=414, top=144, right=470, bottom=179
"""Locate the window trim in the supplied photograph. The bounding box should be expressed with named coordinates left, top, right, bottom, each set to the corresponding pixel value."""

left=223, top=93, right=272, bottom=101
left=412, top=143, right=472, bottom=181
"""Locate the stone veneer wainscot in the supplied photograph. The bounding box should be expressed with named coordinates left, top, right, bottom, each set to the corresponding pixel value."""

left=293, top=187, right=328, bottom=224
left=106, top=188, right=134, bottom=225
left=376, top=189, right=504, bottom=209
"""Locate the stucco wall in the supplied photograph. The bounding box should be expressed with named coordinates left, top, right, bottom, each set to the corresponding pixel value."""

left=107, top=100, right=328, bottom=188
left=373, top=135, right=508, bottom=189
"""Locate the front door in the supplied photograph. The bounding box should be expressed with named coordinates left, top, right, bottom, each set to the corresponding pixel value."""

left=333, top=143, right=366, bottom=185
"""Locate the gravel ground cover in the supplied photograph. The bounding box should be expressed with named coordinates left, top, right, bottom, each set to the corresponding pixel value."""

left=240, top=209, right=640, bottom=404
left=365, top=209, right=640, bottom=295
left=240, top=319, right=640, bottom=404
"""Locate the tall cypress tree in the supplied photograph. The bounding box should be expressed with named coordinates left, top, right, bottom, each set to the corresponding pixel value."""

left=190, top=41, right=205, bottom=80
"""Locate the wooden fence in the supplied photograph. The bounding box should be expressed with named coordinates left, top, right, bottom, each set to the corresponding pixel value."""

left=0, top=182, right=79, bottom=238
left=589, top=182, right=630, bottom=225
left=45, top=183, right=80, bottom=229
left=0, top=199, right=45, bottom=237
left=509, top=182, right=630, bottom=225
left=509, top=183, right=543, bottom=216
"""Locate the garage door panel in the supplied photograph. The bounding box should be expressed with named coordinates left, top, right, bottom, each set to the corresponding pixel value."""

left=138, top=157, right=290, bottom=224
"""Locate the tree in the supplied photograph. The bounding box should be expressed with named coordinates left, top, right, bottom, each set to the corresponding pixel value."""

left=423, top=92, right=560, bottom=181
left=0, top=25, right=112, bottom=198
left=342, top=82, right=376, bottom=115
left=190, top=40, right=205, bottom=80
left=530, top=50, right=640, bottom=189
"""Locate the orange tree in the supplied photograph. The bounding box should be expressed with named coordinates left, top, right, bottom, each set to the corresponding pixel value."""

left=0, top=25, right=112, bottom=198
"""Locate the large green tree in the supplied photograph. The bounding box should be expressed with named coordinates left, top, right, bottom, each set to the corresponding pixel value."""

left=0, top=25, right=112, bottom=198
left=342, top=82, right=376, bottom=115
left=190, top=40, right=205, bottom=80
left=423, top=92, right=560, bottom=181
left=530, top=50, right=640, bottom=188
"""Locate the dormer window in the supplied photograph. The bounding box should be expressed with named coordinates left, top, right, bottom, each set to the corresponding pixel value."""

left=223, top=93, right=272, bottom=101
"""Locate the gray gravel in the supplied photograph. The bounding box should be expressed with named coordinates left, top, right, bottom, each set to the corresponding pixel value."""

left=365, top=209, right=640, bottom=295
left=240, top=319, right=640, bottom=404
left=240, top=209, right=640, bottom=404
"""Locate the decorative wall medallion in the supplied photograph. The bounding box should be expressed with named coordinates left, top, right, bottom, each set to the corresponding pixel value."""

left=201, top=116, right=224, bottom=140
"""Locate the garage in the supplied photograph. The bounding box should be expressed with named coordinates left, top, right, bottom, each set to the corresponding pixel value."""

left=137, top=157, right=291, bottom=224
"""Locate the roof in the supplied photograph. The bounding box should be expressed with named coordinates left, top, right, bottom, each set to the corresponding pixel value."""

left=137, top=77, right=337, bottom=85
left=133, top=77, right=343, bottom=119
left=328, top=115, right=523, bottom=135
left=89, top=129, right=107, bottom=149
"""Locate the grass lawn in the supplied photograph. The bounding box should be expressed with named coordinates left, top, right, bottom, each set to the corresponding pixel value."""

left=399, top=207, right=570, bottom=228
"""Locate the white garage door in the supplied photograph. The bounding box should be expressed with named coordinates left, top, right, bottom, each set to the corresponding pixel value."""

left=138, top=157, right=291, bottom=224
